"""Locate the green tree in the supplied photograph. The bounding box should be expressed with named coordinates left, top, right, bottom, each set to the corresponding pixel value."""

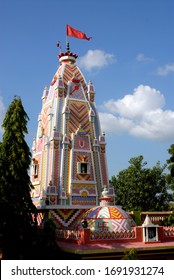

left=122, top=248, right=138, bottom=260
left=111, top=155, right=171, bottom=211
left=0, top=97, right=36, bottom=259
left=166, top=144, right=174, bottom=194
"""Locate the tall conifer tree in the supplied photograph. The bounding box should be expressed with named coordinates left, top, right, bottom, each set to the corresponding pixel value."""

left=0, top=96, right=36, bottom=259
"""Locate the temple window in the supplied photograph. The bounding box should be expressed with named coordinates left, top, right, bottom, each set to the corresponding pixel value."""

left=77, top=162, right=90, bottom=174
left=33, top=159, right=39, bottom=178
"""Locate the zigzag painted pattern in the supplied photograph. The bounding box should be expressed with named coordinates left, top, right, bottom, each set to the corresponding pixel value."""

left=34, top=211, right=48, bottom=226
left=116, top=206, right=131, bottom=218
left=61, top=64, right=87, bottom=98
left=83, top=206, right=126, bottom=219
left=50, top=209, right=86, bottom=228
left=97, top=207, right=110, bottom=218
left=68, top=102, right=90, bottom=135
left=108, top=206, right=124, bottom=219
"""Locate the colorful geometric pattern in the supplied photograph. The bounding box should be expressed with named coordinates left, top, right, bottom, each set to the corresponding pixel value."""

left=72, top=196, right=96, bottom=206
left=90, top=230, right=136, bottom=240
left=32, top=211, right=48, bottom=226
left=62, top=64, right=87, bottom=97
left=83, top=206, right=132, bottom=219
left=68, top=102, right=90, bottom=135
left=112, top=219, right=133, bottom=232
left=72, top=184, right=96, bottom=195
left=63, top=147, right=70, bottom=196
left=49, top=209, right=86, bottom=229
left=53, top=148, right=60, bottom=190
left=100, top=153, right=108, bottom=186
left=76, top=206, right=136, bottom=232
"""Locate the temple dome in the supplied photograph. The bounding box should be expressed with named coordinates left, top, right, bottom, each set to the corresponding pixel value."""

left=76, top=205, right=136, bottom=232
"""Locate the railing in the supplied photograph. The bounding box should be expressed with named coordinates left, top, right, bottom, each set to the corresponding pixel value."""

left=56, top=228, right=137, bottom=244
left=90, top=230, right=136, bottom=240
left=56, top=226, right=174, bottom=244
left=163, top=227, right=174, bottom=237
left=142, top=212, right=173, bottom=224
left=56, top=229, right=81, bottom=240
left=129, top=211, right=173, bottom=225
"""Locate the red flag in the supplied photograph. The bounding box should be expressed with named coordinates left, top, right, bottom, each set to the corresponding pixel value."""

left=66, top=25, right=92, bottom=41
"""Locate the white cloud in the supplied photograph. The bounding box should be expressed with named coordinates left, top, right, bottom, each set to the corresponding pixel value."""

left=103, top=85, right=165, bottom=118
left=99, top=112, right=133, bottom=134
left=136, top=53, right=153, bottom=63
left=130, top=109, right=174, bottom=140
left=0, top=96, right=5, bottom=134
left=99, top=85, right=174, bottom=141
left=157, top=63, right=174, bottom=76
left=78, top=49, right=117, bottom=71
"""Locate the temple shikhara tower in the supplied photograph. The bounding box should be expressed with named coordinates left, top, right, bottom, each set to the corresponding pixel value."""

left=31, top=43, right=115, bottom=228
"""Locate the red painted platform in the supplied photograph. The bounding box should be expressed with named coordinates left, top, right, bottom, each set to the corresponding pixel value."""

left=57, top=240, right=174, bottom=259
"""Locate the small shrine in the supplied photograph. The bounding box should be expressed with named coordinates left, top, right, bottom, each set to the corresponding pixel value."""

left=142, top=215, right=159, bottom=242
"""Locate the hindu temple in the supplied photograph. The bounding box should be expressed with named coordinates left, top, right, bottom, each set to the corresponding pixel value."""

left=30, top=43, right=174, bottom=259
left=30, top=43, right=115, bottom=229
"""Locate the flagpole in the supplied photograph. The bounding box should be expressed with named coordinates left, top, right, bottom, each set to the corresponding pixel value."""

left=66, top=35, right=67, bottom=50
left=66, top=24, right=70, bottom=52
left=66, top=25, right=68, bottom=51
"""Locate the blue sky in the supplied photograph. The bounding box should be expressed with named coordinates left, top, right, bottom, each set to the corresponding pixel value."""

left=1, top=0, right=174, bottom=177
